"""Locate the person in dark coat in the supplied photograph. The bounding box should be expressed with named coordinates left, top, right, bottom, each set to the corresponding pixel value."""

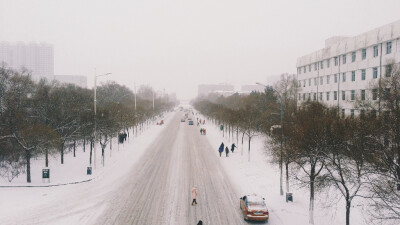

left=225, top=146, right=229, bottom=157
left=197, top=220, right=203, bottom=225
left=231, top=143, right=236, bottom=153
left=218, top=142, right=224, bottom=157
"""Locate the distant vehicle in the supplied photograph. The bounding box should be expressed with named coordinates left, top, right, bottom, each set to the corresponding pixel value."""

left=240, top=194, right=269, bottom=222
left=181, top=118, right=185, bottom=122
left=188, top=120, right=194, bottom=125
left=188, top=118, right=192, bottom=121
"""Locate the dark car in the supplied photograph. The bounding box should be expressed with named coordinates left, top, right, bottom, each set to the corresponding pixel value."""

left=181, top=118, right=185, bottom=122
left=188, top=120, right=194, bottom=125
left=240, top=194, right=269, bottom=222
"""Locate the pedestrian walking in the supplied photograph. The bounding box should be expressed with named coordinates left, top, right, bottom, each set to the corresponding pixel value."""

left=218, top=142, right=224, bottom=157
left=197, top=220, right=203, bottom=225
left=225, top=146, right=229, bottom=157
left=200, top=128, right=202, bottom=135
left=231, top=143, right=236, bottom=153
left=191, top=186, right=198, bottom=205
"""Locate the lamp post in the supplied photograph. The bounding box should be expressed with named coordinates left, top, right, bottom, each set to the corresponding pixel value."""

left=256, top=82, right=284, bottom=196
left=94, top=71, right=112, bottom=170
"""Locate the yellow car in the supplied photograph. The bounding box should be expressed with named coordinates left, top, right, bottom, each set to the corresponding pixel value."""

left=240, top=194, right=269, bottom=222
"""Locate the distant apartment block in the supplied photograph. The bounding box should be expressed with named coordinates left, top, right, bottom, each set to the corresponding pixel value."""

left=241, top=85, right=265, bottom=93
left=297, top=20, right=400, bottom=116
left=53, top=75, right=87, bottom=88
left=198, top=84, right=234, bottom=97
left=0, top=42, right=54, bottom=80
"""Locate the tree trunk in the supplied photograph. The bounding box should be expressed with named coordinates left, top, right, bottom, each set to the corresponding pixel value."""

left=89, top=139, right=93, bottom=166
left=241, top=132, right=245, bottom=156
left=60, top=141, right=64, bottom=164
left=83, top=138, right=86, bottom=152
left=248, top=136, right=251, bottom=162
left=73, top=139, right=76, bottom=157
left=45, top=148, right=49, bottom=167
left=397, top=144, right=400, bottom=190
left=309, top=174, right=315, bottom=224
left=345, top=194, right=351, bottom=225
left=286, top=161, right=290, bottom=192
left=26, top=149, right=31, bottom=183
left=236, top=127, right=239, bottom=145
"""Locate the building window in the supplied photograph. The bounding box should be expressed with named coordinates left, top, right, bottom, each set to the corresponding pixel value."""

left=304, top=66, right=306, bottom=73
left=319, top=92, right=322, bottom=101
left=320, top=61, right=324, bottom=69
left=303, top=93, right=305, bottom=100
left=308, top=93, right=311, bottom=101
left=373, top=67, right=378, bottom=79
left=386, top=65, right=392, bottom=77
left=372, top=89, right=378, bottom=100
left=327, top=75, right=330, bottom=84
left=327, top=59, right=330, bottom=68
left=334, top=91, right=337, bottom=100
left=314, top=78, right=317, bottom=86
left=320, top=77, right=323, bottom=85
left=351, top=71, right=355, bottom=81
left=343, top=72, right=346, bottom=82
left=334, top=57, right=338, bottom=66
left=314, top=63, right=318, bottom=71
left=351, top=90, right=355, bottom=100
left=351, top=109, right=355, bottom=118
left=309, top=65, right=311, bottom=72
left=334, top=74, right=338, bottom=83
left=342, top=91, right=345, bottom=100
left=343, top=54, right=346, bottom=64
left=352, top=52, right=356, bottom=62
left=362, top=48, right=366, bottom=60
left=298, top=80, right=301, bottom=86
left=361, top=69, right=366, bottom=80
left=387, top=41, right=392, bottom=54
left=298, top=93, right=301, bottom=101
left=309, top=78, right=311, bottom=86
left=342, top=109, right=345, bottom=118
left=361, top=89, right=365, bottom=100
left=303, top=80, right=306, bottom=87
left=373, top=45, right=378, bottom=57
left=327, top=92, right=330, bottom=101
left=298, top=68, right=301, bottom=74
left=313, top=93, right=316, bottom=101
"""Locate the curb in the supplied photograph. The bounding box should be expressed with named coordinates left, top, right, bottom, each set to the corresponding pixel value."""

left=0, top=178, right=95, bottom=188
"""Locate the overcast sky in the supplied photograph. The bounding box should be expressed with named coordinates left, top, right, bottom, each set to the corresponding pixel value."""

left=1, top=0, right=400, bottom=99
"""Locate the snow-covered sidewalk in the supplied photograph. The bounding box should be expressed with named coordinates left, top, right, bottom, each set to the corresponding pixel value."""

left=0, top=112, right=174, bottom=225
left=200, top=116, right=366, bottom=225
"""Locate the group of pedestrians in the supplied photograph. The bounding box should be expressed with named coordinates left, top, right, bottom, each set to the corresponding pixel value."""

left=200, top=128, right=206, bottom=135
left=218, top=142, right=236, bottom=157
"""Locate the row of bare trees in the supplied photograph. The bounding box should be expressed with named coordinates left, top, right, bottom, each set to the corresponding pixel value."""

left=193, top=67, right=400, bottom=225
left=0, top=66, right=178, bottom=183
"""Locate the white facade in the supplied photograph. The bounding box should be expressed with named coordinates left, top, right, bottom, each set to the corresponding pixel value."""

left=198, top=84, right=234, bottom=97
left=0, top=42, right=54, bottom=80
left=296, top=20, right=400, bottom=116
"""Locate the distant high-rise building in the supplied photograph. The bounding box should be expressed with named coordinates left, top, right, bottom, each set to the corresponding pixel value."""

left=198, top=84, right=234, bottom=97
left=0, top=42, right=54, bottom=80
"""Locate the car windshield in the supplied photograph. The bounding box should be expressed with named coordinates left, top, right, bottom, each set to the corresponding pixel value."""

left=246, top=196, right=266, bottom=207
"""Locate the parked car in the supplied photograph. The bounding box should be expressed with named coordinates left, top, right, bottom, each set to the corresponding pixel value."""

left=240, top=194, right=269, bottom=222
left=188, top=120, right=194, bottom=125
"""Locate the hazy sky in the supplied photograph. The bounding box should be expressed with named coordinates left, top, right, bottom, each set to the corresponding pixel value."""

left=1, top=0, right=400, bottom=99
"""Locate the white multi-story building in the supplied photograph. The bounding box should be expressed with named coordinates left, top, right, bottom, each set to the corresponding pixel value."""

left=198, top=84, right=234, bottom=97
left=296, top=20, right=400, bottom=116
left=0, top=42, right=54, bottom=80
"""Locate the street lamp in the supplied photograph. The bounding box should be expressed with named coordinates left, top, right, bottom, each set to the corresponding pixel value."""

left=256, top=82, right=284, bottom=196
left=94, top=71, right=112, bottom=170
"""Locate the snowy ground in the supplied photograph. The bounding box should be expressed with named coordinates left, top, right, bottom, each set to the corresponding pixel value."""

left=197, top=113, right=369, bottom=225
left=0, top=109, right=372, bottom=225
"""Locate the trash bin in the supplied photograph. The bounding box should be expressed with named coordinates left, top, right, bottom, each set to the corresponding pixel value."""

left=42, top=168, right=50, bottom=183
left=286, top=192, right=293, bottom=202
left=87, top=167, right=92, bottom=175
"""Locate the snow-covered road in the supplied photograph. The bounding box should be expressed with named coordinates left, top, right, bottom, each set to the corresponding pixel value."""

left=95, top=112, right=245, bottom=225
